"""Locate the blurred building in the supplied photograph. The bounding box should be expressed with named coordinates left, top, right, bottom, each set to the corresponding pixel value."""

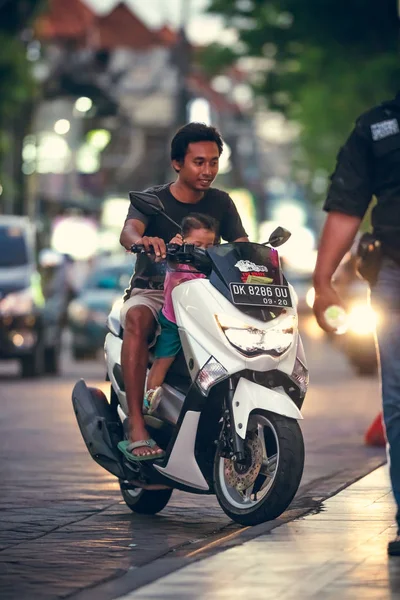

left=16, top=0, right=262, bottom=249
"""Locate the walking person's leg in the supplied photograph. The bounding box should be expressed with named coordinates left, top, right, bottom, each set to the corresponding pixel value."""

left=371, top=258, right=400, bottom=552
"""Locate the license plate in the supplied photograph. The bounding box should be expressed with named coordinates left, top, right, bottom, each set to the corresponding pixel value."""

left=229, top=282, right=292, bottom=308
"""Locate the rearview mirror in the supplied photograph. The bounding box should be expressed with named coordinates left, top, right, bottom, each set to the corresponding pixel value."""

left=129, top=191, right=165, bottom=216
left=128, top=191, right=181, bottom=230
left=266, top=227, right=291, bottom=248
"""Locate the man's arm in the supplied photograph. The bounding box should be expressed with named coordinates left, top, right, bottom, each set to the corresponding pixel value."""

left=313, top=211, right=362, bottom=331
left=120, top=218, right=166, bottom=258
left=120, top=218, right=145, bottom=250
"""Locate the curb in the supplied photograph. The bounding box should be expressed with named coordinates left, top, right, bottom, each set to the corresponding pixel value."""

left=69, top=460, right=386, bottom=600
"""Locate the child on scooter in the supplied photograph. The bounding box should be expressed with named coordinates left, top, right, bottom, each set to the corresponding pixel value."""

left=144, top=213, right=218, bottom=414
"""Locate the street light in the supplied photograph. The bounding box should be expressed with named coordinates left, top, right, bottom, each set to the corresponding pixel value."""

left=54, top=119, right=70, bottom=135
left=74, top=97, right=93, bottom=113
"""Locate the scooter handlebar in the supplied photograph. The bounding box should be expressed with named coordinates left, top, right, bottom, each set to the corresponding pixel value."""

left=130, top=243, right=181, bottom=255
left=129, top=243, right=211, bottom=275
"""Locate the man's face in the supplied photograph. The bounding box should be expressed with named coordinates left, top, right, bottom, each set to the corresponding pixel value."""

left=173, top=141, right=220, bottom=191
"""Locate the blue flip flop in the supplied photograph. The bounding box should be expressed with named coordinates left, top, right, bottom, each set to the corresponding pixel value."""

left=118, top=439, right=165, bottom=462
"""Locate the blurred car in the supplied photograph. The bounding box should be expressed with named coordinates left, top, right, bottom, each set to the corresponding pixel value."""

left=282, top=261, right=315, bottom=315
left=0, top=216, right=67, bottom=377
left=68, top=256, right=134, bottom=360
left=288, top=271, right=314, bottom=315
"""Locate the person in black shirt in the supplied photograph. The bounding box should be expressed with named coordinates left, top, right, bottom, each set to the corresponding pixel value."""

left=119, top=122, right=248, bottom=462
left=313, top=93, right=400, bottom=556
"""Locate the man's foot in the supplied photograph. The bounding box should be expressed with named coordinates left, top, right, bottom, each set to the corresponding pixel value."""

left=388, top=535, right=400, bottom=556
left=132, top=439, right=164, bottom=458
left=118, top=439, right=165, bottom=463
left=129, top=425, right=164, bottom=458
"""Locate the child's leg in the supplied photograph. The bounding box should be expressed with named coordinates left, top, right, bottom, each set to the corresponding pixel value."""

left=147, top=356, right=175, bottom=391
left=144, top=311, right=181, bottom=414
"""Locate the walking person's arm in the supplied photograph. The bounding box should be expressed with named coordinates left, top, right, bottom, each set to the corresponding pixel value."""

left=313, top=212, right=362, bottom=332
left=313, top=120, right=374, bottom=331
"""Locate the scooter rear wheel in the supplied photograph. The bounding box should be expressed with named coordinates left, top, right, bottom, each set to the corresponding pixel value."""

left=119, top=483, right=173, bottom=515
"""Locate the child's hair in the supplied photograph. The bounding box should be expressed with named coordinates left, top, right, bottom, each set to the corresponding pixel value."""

left=181, top=213, right=218, bottom=240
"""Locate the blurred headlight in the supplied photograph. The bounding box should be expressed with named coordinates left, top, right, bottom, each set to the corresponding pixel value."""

left=0, top=288, right=34, bottom=316
left=215, top=313, right=295, bottom=357
left=68, top=301, right=89, bottom=324
left=347, top=304, right=379, bottom=335
left=306, top=287, right=315, bottom=309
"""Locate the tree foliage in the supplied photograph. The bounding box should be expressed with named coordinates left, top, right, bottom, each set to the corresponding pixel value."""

left=207, top=0, right=400, bottom=179
left=0, top=0, right=45, bottom=114
left=0, top=0, right=45, bottom=199
left=0, top=34, right=37, bottom=118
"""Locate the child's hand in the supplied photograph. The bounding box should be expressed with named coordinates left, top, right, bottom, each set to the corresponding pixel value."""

left=169, top=233, right=183, bottom=245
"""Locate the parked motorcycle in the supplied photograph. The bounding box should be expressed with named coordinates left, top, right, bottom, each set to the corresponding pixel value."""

left=72, top=192, right=308, bottom=526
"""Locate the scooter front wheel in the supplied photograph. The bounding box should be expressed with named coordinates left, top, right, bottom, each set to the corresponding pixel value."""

left=119, top=482, right=173, bottom=515
left=214, top=411, right=304, bottom=526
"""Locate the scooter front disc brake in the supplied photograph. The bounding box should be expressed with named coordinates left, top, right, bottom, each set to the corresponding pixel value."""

left=224, top=434, right=263, bottom=492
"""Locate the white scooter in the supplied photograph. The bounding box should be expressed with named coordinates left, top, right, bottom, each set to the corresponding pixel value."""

left=72, top=192, right=308, bottom=526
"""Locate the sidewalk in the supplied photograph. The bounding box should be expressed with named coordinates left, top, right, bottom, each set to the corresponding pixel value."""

left=116, top=466, right=400, bottom=600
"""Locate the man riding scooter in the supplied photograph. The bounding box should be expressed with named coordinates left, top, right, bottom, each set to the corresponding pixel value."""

left=118, top=122, right=248, bottom=461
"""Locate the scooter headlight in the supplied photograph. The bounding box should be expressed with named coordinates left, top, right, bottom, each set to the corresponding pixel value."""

left=215, top=314, right=295, bottom=357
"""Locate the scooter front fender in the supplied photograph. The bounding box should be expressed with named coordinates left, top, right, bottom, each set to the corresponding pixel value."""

left=232, top=377, right=303, bottom=439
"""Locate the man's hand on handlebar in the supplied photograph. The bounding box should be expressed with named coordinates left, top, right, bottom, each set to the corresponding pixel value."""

left=134, top=236, right=166, bottom=259
left=130, top=241, right=211, bottom=275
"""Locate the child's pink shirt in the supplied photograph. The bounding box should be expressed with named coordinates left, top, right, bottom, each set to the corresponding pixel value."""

left=162, top=265, right=205, bottom=324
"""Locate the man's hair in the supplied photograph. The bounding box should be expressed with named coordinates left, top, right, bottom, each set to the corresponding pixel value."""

left=171, top=122, right=224, bottom=164
left=181, top=213, right=218, bottom=239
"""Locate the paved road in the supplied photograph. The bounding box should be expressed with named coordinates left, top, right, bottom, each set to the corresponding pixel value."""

left=0, top=317, right=386, bottom=599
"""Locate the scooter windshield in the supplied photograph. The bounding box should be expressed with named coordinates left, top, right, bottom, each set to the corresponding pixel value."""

left=207, top=242, right=291, bottom=320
